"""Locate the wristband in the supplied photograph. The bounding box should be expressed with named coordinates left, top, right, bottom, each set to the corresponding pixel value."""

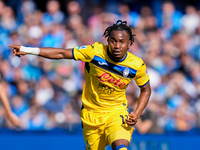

left=20, top=46, right=40, bottom=55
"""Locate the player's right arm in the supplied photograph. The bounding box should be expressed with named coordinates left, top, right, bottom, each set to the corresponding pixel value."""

left=8, top=45, right=73, bottom=59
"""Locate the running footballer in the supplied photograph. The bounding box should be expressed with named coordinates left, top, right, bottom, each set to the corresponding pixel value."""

left=9, top=20, right=151, bottom=150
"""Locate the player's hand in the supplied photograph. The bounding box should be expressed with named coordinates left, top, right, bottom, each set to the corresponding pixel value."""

left=126, top=111, right=139, bottom=126
left=8, top=45, right=27, bottom=56
left=7, top=112, right=21, bottom=127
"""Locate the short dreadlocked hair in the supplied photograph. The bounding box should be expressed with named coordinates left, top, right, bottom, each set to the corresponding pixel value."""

left=102, top=20, right=135, bottom=45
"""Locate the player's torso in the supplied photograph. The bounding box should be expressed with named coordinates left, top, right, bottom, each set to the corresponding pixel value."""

left=82, top=44, right=139, bottom=111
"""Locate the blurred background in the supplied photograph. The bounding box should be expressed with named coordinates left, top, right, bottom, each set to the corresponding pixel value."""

left=0, top=0, right=200, bottom=149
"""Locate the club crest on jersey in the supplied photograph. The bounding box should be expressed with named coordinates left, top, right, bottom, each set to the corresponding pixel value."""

left=77, top=45, right=87, bottom=50
left=123, top=67, right=129, bottom=77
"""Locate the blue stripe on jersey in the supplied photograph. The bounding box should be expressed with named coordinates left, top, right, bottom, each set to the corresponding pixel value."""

left=139, top=80, right=149, bottom=87
left=91, top=55, right=137, bottom=78
left=115, top=145, right=128, bottom=150
left=71, top=48, right=75, bottom=60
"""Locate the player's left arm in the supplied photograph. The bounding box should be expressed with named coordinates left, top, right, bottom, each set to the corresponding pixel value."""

left=126, top=60, right=151, bottom=126
left=0, top=82, right=21, bottom=127
left=126, top=83, right=151, bottom=126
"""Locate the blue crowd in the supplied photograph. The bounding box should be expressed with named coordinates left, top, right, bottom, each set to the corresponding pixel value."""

left=0, top=0, right=199, bottom=133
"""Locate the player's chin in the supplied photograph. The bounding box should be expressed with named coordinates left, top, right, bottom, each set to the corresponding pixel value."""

left=113, top=55, right=123, bottom=61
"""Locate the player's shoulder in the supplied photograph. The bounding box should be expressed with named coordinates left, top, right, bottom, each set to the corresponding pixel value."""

left=91, top=42, right=105, bottom=49
left=91, top=42, right=107, bottom=55
left=74, top=42, right=105, bottom=52
left=127, top=52, right=144, bottom=66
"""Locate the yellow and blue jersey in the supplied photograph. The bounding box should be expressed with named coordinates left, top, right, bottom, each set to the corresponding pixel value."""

left=72, top=42, right=149, bottom=111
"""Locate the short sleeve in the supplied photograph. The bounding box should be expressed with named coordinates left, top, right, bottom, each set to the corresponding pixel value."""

left=134, top=61, right=149, bottom=87
left=73, top=44, right=95, bottom=62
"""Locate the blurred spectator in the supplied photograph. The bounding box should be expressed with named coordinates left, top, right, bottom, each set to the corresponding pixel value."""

left=156, top=1, right=183, bottom=39
left=16, top=80, right=34, bottom=102
left=18, top=0, right=37, bottom=24
left=118, top=2, right=141, bottom=28
left=20, top=104, right=48, bottom=130
left=27, top=25, right=43, bottom=46
left=0, top=59, right=13, bottom=82
left=62, top=102, right=81, bottom=131
left=11, top=95, right=29, bottom=117
left=63, top=29, right=78, bottom=49
left=42, top=0, right=65, bottom=26
left=41, top=23, right=65, bottom=48
left=0, top=6, right=18, bottom=33
left=181, top=5, right=200, bottom=35
left=44, top=91, right=68, bottom=112
left=66, top=1, right=82, bottom=17
left=35, top=76, right=54, bottom=106
left=87, top=6, right=104, bottom=42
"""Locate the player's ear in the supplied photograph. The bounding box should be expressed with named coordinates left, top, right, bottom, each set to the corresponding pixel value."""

left=107, top=37, right=110, bottom=43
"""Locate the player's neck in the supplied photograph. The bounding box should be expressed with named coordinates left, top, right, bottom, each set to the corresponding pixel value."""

left=107, top=47, right=127, bottom=62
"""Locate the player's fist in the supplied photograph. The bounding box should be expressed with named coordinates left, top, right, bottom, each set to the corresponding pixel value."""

left=8, top=45, right=27, bottom=56
left=126, top=111, right=139, bottom=126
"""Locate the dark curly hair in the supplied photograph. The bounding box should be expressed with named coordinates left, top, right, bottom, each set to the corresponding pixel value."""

left=102, top=20, right=135, bottom=45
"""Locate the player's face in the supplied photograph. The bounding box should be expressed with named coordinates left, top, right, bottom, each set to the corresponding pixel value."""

left=108, top=30, right=131, bottom=62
